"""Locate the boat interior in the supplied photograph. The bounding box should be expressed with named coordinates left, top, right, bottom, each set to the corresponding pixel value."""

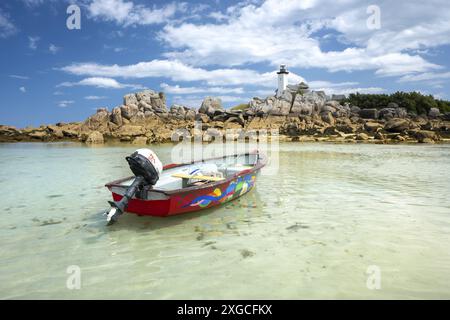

left=119, top=153, right=259, bottom=191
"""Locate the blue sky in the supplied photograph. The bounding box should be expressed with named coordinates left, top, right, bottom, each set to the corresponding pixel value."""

left=1, top=0, right=449, bottom=127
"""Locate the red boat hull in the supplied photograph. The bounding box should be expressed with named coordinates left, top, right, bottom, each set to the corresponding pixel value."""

left=111, top=171, right=258, bottom=217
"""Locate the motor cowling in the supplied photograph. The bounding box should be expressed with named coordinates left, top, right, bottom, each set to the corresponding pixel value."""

left=126, top=148, right=163, bottom=186
left=105, top=149, right=163, bottom=225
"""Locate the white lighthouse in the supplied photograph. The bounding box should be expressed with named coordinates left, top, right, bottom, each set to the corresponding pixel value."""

left=276, top=64, right=289, bottom=97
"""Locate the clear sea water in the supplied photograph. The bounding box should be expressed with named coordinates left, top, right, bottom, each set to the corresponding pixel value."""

left=0, top=142, right=449, bottom=299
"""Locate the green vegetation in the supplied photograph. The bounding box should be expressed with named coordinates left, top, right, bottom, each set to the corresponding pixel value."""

left=342, top=91, right=450, bottom=115
left=230, top=103, right=249, bottom=111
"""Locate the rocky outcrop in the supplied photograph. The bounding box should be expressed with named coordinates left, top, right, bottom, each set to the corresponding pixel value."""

left=195, top=113, right=210, bottom=123
left=364, top=121, right=383, bottom=133
left=2, top=86, right=450, bottom=145
left=356, top=132, right=370, bottom=141
left=384, top=118, right=413, bottom=133
left=414, top=130, right=440, bottom=143
left=428, top=108, right=441, bottom=119
left=359, top=108, right=379, bottom=120
left=199, top=97, right=223, bottom=117
left=111, top=107, right=123, bottom=126
left=0, top=125, right=22, bottom=142
left=82, top=108, right=110, bottom=132
left=379, top=107, right=407, bottom=119
left=132, top=136, right=148, bottom=144
left=85, top=131, right=104, bottom=144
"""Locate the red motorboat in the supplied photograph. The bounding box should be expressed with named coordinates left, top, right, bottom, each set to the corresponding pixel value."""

left=104, top=149, right=266, bottom=224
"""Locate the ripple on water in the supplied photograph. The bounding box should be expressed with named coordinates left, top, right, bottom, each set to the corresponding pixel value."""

left=1, top=142, right=450, bottom=299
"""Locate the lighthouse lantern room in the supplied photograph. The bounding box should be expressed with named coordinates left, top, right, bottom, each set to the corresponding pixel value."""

left=276, top=64, right=289, bottom=97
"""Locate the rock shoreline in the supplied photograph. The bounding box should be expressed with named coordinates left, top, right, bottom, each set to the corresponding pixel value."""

left=2, top=86, right=450, bottom=145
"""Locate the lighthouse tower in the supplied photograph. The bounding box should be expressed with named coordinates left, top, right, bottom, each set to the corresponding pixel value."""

left=276, top=64, right=289, bottom=97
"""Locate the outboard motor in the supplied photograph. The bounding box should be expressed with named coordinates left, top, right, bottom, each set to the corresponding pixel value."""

left=105, top=149, right=162, bottom=225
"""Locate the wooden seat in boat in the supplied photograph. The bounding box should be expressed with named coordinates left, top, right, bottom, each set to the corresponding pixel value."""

left=171, top=173, right=225, bottom=181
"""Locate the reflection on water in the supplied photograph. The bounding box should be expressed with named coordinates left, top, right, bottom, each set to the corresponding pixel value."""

left=0, top=142, right=449, bottom=299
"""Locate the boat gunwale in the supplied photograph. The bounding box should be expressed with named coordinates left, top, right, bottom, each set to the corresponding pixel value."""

left=105, top=151, right=266, bottom=196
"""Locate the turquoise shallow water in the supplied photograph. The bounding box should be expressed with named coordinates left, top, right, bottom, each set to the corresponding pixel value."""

left=0, top=142, right=449, bottom=299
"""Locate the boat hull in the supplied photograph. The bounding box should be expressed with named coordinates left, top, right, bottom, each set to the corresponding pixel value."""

left=112, top=170, right=259, bottom=217
left=110, top=171, right=259, bottom=217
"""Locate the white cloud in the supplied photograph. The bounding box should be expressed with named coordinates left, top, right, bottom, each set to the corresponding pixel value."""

left=57, top=77, right=144, bottom=89
left=60, top=59, right=306, bottom=87
left=87, top=0, right=133, bottom=24
left=172, top=95, right=204, bottom=108
left=85, top=95, right=107, bottom=100
left=398, top=72, right=450, bottom=83
left=19, top=86, right=26, bottom=93
left=28, top=36, right=40, bottom=50
left=306, top=80, right=386, bottom=96
left=209, top=11, right=229, bottom=21
left=313, top=87, right=385, bottom=96
left=218, top=95, right=245, bottom=103
left=308, top=81, right=359, bottom=89
left=10, top=75, right=30, bottom=80
left=159, top=0, right=448, bottom=76
left=160, top=83, right=244, bottom=94
left=432, top=92, right=448, bottom=100
left=307, top=80, right=385, bottom=96
left=331, top=3, right=450, bottom=55
left=247, top=81, right=384, bottom=98
left=56, top=0, right=450, bottom=98
left=172, top=94, right=244, bottom=108
left=87, top=0, right=184, bottom=26
left=57, top=100, right=74, bottom=108
left=250, top=88, right=277, bottom=97
left=0, top=9, right=17, bottom=38
left=49, top=44, right=61, bottom=54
